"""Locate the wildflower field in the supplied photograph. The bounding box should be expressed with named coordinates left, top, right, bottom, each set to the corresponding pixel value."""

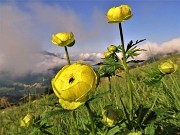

left=0, top=4, right=180, bottom=135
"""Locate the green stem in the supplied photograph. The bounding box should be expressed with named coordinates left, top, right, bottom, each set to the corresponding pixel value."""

left=72, top=111, right=79, bottom=135
left=120, top=98, right=131, bottom=124
left=107, top=76, right=112, bottom=103
left=108, top=76, right=111, bottom=92
left=119, top=23, right=133, bottom=120
left=142, top=96, right=157, bottom=124
left=85, top=102, right=95, bottom=135
left=170, top=74, right=180, bottom=92
left=64, top=46, right=71, bottom=65
left=169, top=75, right=180, bottom=106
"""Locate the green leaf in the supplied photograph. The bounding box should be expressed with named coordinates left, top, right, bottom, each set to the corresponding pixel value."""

left=127, top=60, right=144, bottom=64
left=40, top=129, right=53, bottom=135
left=107, top=126, right=120, bottom=135
left=87, top=91, right=110, bottom=103
left=98, top=56, right=122, bottom=77
left=142, top=67, right=165, bottom=87
left=126, top=39, right=146, bottom=53
left=126, top=47, right=146, bottom=59
left=30, top=128, right=40, bottom=135
left=41, top=109, right=70, bottom=120
left=144, top=123, right=156, bottom=135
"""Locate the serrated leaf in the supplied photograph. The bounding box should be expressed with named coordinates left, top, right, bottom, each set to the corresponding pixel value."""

left=126, top=47, right=146, bottom=59
left=126, top=39, right=146, bottom=53
left=98, top=54, right=122, bottom=77
left=117, top=45, right=123, bottom=52
left=126, top=40, right=133, bottom=52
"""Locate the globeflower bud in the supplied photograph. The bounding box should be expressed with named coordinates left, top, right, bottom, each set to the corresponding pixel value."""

left=52, top=32, right=75, bottom=47
left=107, top=45, right=117, bottom=52
left=158, top=60, right=178, bottom=74
left=102, top=106, right=123, bottom=127
left=104, top=51, right=114, bottom=58
left=20, top=113, right=34, bottom=127
left=51, top=62, right=98, bottom=110
left=106, top=4, right=133, bottom=23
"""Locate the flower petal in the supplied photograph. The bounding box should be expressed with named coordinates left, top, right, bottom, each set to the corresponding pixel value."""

left=59, top=98, right=87, bottom=110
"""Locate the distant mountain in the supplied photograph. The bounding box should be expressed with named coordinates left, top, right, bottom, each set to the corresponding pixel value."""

left=0, top=66, right=61, bottom=103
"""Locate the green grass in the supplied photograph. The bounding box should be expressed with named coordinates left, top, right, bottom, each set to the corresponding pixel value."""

left=0, top=54, right=180, bottom=135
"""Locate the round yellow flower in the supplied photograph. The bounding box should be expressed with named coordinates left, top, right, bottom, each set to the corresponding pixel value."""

left=20, top=113, right=34, bottom=127
left=52, top=32, right=75, bottom=47
left=51, top=62, right=98, bottom=110
left=104, top=51, right=114, bottom=58
left=106, top=4, right=133, bottom=23
left=107, top=45, right=117, bottom=52
left=158, top=60, right=178, bottom=74
left=102, top=106, right=123, bottom=127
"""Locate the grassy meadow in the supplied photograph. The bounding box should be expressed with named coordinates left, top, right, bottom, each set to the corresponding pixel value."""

left=0, top=54, right=180, bottom=135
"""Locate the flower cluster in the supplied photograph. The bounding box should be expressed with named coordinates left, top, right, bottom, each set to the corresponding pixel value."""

left=104, top=45, right=117, bottom=58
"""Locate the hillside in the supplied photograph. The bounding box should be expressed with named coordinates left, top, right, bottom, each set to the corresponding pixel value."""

left=0, top=54, right=179, bottom=135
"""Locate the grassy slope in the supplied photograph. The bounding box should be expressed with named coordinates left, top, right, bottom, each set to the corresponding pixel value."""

left=0, top=54, right=180, bottom=135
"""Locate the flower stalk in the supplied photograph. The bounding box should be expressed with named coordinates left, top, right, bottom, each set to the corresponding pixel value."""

left=85, top=102, right=95, bottom=135
left=119, top=23, right=133, bottom=120
left=108, top=76, right=111, bottom=92
left=64, top=46, right=71, bottom=65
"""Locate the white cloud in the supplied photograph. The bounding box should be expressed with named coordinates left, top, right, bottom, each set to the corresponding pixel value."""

left=136, top=38, right=180, bottom=60
left=32, top=52, right=103, bottom=75
left=0, top=1, right=112, bottom=77
left=0, top=3, right=43, bottom=77
left=80, top=52, right=103, bottom=59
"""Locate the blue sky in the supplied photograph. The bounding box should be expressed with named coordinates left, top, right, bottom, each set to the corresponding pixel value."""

left=0, top=0, right=180, bottom=76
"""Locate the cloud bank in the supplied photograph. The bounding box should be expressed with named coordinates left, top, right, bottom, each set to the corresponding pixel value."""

left=0, top=3, right=43, bottom=77
left=136, top=38, right=180, bottom=60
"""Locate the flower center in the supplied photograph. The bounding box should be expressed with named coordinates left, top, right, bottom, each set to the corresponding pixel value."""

left=69, top=77, right=75, bottom=84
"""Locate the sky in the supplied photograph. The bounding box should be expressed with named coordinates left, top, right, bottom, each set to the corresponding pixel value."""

left=0, top=0, right=180, bottom=77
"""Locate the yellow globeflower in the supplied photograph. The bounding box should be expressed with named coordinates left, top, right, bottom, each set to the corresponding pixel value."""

left=104, top=51, right=114, bottom=58
left=102, top=106, right=123, bottom=127
left=107, top=45, right=117, bottom=52
left=158, top=60, right=178, bottom=74
left=52, top=32, right=75, bottom=47
left=20, top=113, right=34, bottom=127
left=106, top=4, right=133, bottom=23
left=51, top=62, right=98, bottom=110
